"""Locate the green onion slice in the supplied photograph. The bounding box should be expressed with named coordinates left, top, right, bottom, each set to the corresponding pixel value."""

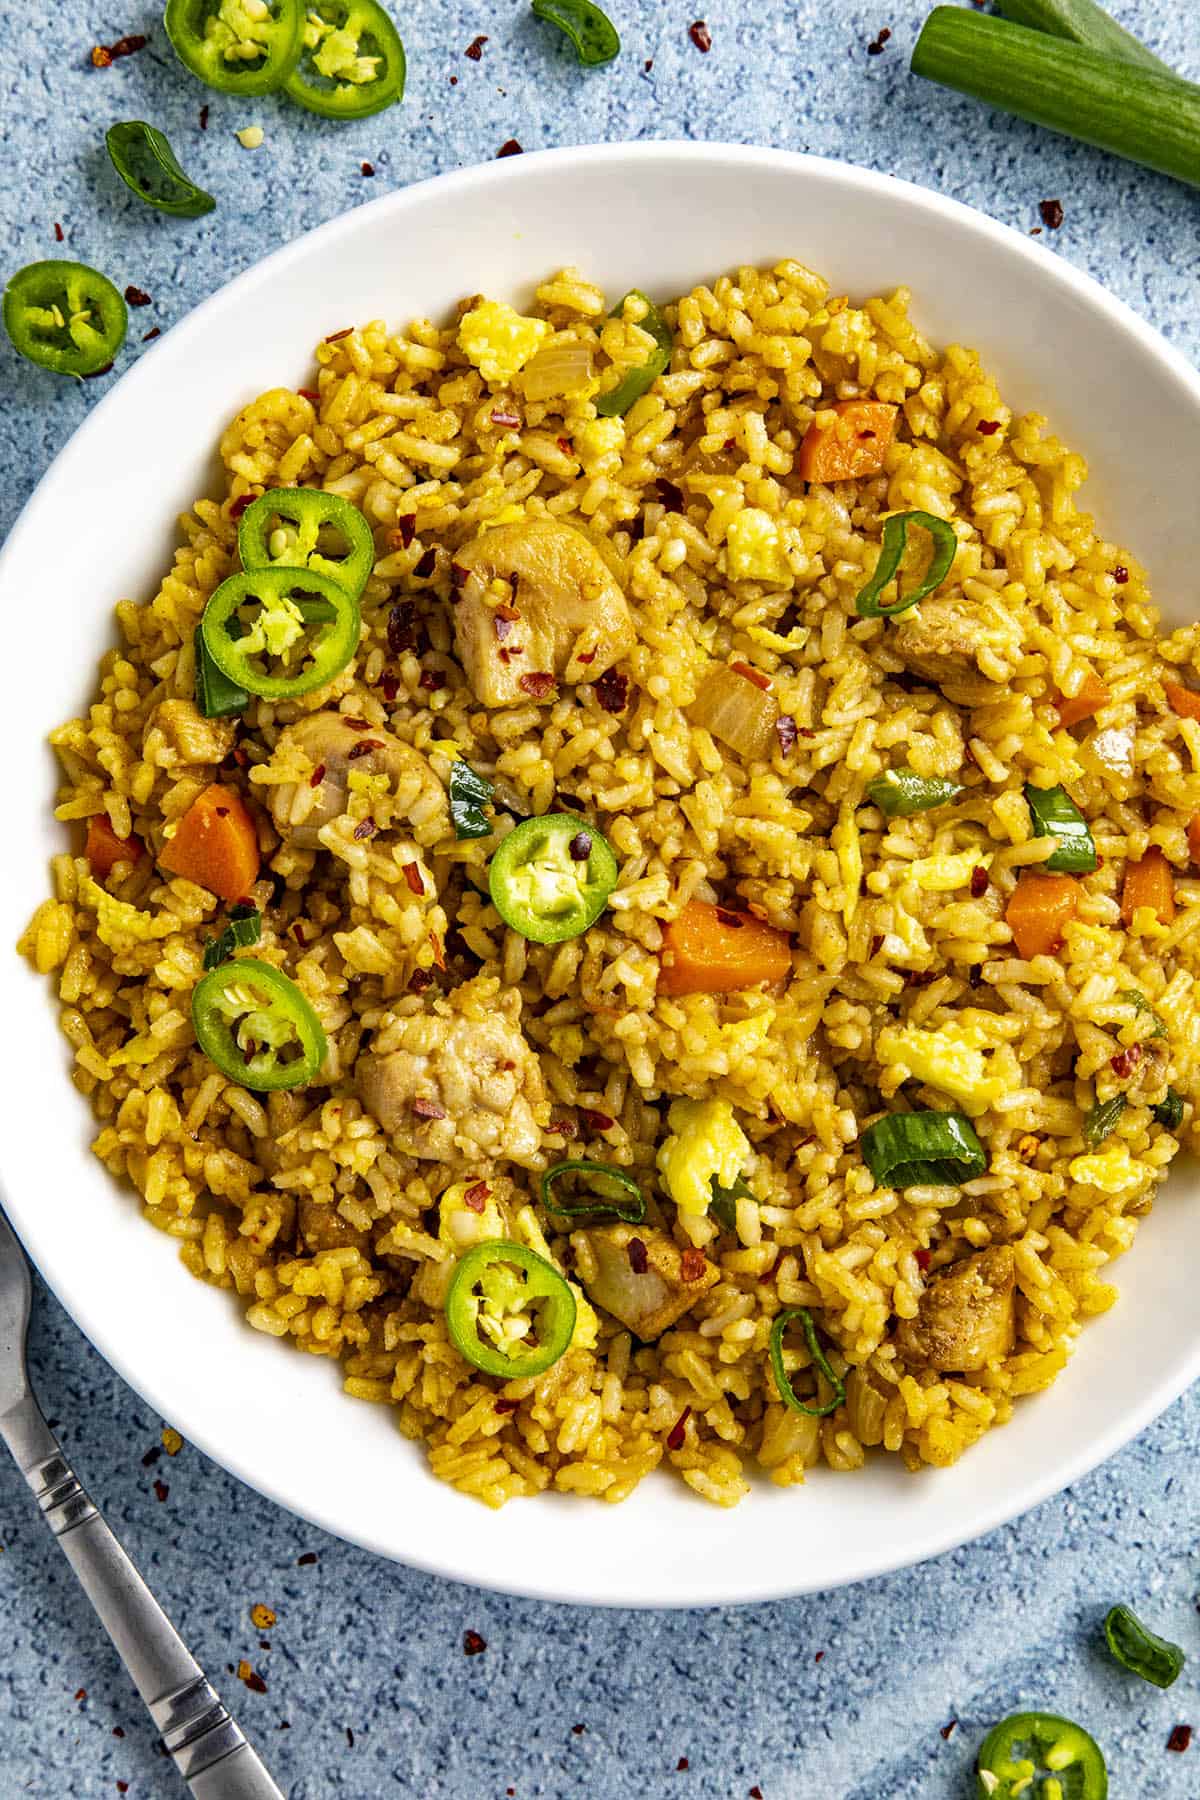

left=861, top=1110, right=987, bottom=1190
left=596, top=291, right=673, bottom=419
left=769, top=1309, right=846, bottom=1419
left=866, top=767, right=964, bottom=817
left=854, top=511, right=958, bottom=619
left=1025, top=783, right=1097, bottom=872
left=541, top=1159, right=645, bottom=1223
left=449, top=760, right=495, bottom=840
left=1152, top=1088, right=1184, bottom=1131
left=709, top=1173, right=754, bottom=1233
left=531, top=0, right=620, bottom=67
left=994, top=0, right=1172, bottom=75
left=106, top=121, right=216, bottom=218
left=1084, top=1094, right=1126, bottom=1148
left=1104, top=1603, right=1185, bottom=1688
left=1121, top=989, right=1167, bottom=1039
left=193, top=622, right=249, bottom=719
left=202, top=904, right=262, bottom=971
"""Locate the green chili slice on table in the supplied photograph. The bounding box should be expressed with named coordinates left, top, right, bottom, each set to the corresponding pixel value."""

left=3, top=261, right=127, bottom=377
left=164, top=0, right=304, bottom=97
left=770, top=1309, right=845, bottom=1419
left=866, top=767, right=964, bottom=817
left=861, top=1111, right=987, bottom=1190
left=448, top=760, right=495, bottom=840
left=1025, top=783, right=1097, bottom=873
left=1103, top=1603, right=1185, bottom=1688
left=1121, top=988, right=1167, bottom=1039
left=1083, top=1094, right=1126, bottom=1148
left=974, top=1710, right=1108, bottom=1800
left=445, top=1241, right=576, bottom=1378
left=1152, top=1087, right=1184, bottom=1131
left=106, top=121, right=216, bottom=218
left=238, top=486, right=374, bottom=597
left=202, top=903, right=262, bottom=971
left=192, top=957, right=327, bottom=1091
left=709, top=1174, right=754, bottom=1234
left=489, top=814, right=619, bottom=944
left=200, top=568, right=360, bottom=700
left=541, top=1160, right=645, bottom=1224
left=284, top=1, right=406, bottom=119
left=854, top=510, right=958, bottom=620
left=193, top=622, right=250, bottom=719
left=531, top=0, right=621, bottom=67
left=595, top=291, right=673, bottom=419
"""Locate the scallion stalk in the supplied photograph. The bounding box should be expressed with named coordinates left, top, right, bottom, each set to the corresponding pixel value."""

left=911, top=9, right=1200, bottom=193
left=994, top=0, right=1172, bottom=75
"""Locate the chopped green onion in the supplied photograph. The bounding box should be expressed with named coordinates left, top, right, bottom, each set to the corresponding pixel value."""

left=1121, top=989, right=1167, bottom=1039
left=193, top=623, right=249, bottom=719
left=1084, top=1094, right=1126, bottom=1147
left=994, top=0, right=1172, bottom=74
left=106, top=121, right=216, bottom=218
left=202, top=904, right=262, bottom=971
left=541, top=1159, right=645, bottom=1223
left=596, top=291, right=673, bottom=418
left=769, top=1309, right=845, bottom=1419
left=854, top=511, right=958, bottom=620
left=531, top=0, right=620, bottom=67
left=1025, top=783, right=1097, bottom=873
left=866, top=767, right=964, bottom=817
left=1104, top=1603, right=1185, bottom=1688
left=911, top=9, right=1200, bottom=194
left=709, top=1173, right=754, bottom=1233
left=448, top=760, right=495, bottom=840
left=861, top=1111, right=987, bottom=1190
left=1152, top=1088, right=1184, bottom=1131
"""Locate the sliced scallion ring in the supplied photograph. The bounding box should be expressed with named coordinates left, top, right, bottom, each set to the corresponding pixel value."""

left=709, top=1173, right=754, bottom=1233
left=769, top=1308, right=845, bottom=1419
left=449, top=760, right=495, bottom=840
left=860, top=1110, right=987, bottom=1190
left=1152, top=1088, right=1184, bottom=1130
left=854, top=510, right=958, bottom=620
left=595, top=290, right=673, bottom=419
left=541, top=1159, right=645, bottom=1223
left=1025, top=782, right=1097, bottom=872
left=1084, top=1094, right=1126, bottom=1148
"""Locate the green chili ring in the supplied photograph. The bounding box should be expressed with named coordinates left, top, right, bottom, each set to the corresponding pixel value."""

left=164, top=0, right=304, bottom=97
left=284, top=0, right=406, bottom=119
left=238, top=486, right=375, bottom=598
left=3, top=261, right=127, bottom=378
left=596, top=291, right=673, bottom=419
left=769, top=1309, right=846, bottom=1419
left=854, top=510, right=958, bottom=619
left=531, top=0, right=621, bottom=67
left=106, top=121, right=216, bottom=218
left=445, top=1241, right=577, bottom=1379
left=192, top=958, right=327, bottom=1092
left=489, top=814, right=619, bottom=944
left=975, top=1711, right=1108, bottom=1800
left=541, top=1160, right=645, bottom=1224
left=200, top=567, right=360, bottom=700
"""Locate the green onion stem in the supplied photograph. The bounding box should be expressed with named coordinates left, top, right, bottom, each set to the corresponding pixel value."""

left=911, top=9, right=1200, bottom=193
left=994, top=0, right=1172, bottom=74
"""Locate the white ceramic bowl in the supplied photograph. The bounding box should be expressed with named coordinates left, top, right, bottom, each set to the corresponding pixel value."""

left=3, top=143, right=1199, bottom=1608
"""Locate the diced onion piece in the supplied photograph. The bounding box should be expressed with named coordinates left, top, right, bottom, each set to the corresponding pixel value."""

left=688, top=664, right=780, bottom=760
left=521, top=340, right=594, bottom=400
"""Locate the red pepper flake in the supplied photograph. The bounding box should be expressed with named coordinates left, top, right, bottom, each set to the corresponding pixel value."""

left=53, top=221, right=64, bottom=243
left=594, top=667, right=630, bottom=713
left=393, top=514, right=418, bottom=551
left=1029, top=226, right=1043, bottom=237
left=581, top=1108, right=615, bottom=1132
left=1113, top=564, right=1130, bottom=584
left=655, top=477, right=685, bottom=513
left=450, top=74, right=458, bottom=85
left=1039, top=197, right=1065, bottom=230
left=153, top=1478, right=169, bottom=1503
left=547, top=1117, right=578, bottom=1138
left=199, top=103, right=210, bottom=129
left=680, top=1249, right=707, bottom=1284
left=568, top=831, right=592, bottom=861
left=124, top=285, right=152, bottom=307
left=940, top=1720, right=957, bottom=1741
left=1110, top=1042, right=1144, bottom=1079
left=380, top=671, right=399, bottom=702
left=75, top=1689, right=87, bottom=1702
left=298, top=387, right=320, bottom=402
left=676, top=1758, right=689, bottom=1773
left=347, top=738, right=385, bottom=760
left=91, top=34, right=147, bottom=66
left=905, top=968, right=937, bottom=988
left=732, top=659, right=771, bottom=692
left=117, top=1784, right=129, bottom=1795
left=977, top=419, right=1002, bottom=436
left=229, top=492, right=257, bottom=520
left=361, top=161, right=375, bottom=177
left=143, top=327, right=162, bottom=342
left=352, top=818, right=377, bottom=841
left=290, top=921, right=310, bottom=946
left=346, top=1727, right=355, bottom=1748
left=450, top=561, right=471, bottom=591
left=419, top=669, right=446, bottom=691
left=869, top=933, right=885, bottom=957
left=237, top=1661, right=268, bottom=1694
left=970, top=865, right=990, bottom=899
left=814, top=1651, right=824, bottom=1662
left=413, top=546, right=437, bottom=579
left=775, top=714, right=798, bottom=754
left=915, top=1249, right=931, bottom=1271
left=113, top=1727, right=125, bottom=1738
left=572, top=1724, right=586, bottom=1735
left=749, top=1788, right=764, bottom=1799
left=519, top=672, right=557, bottom=699
left=557, top=435, right=574, bottom=456
left=866, top=27, right=892, bottom=54
left=81, top=362, right=114, bottom=380
left=297, top=1552, right=318, bottom=1566
left=496, top=139, right=523, bottom=157
left=325, top=326, right=353, bottom=343
left=627, top=1237, right=649, bottom=1275
left=465, top=34, right=488, bottom=59
left=715, top=907, right=745, bottom=929
left=407, top=968, right=434, bottom=994
left=463, top=1180, right=491, bottom=1213
left=494, top=1397, right=520, bottom=1415
left=412, top=1097, right=446, bottom=1120
left=463, top=1630, right=487, bottom=1656
left=1168, top=1724, right=1192, bottom=1753
left=491, top=409, right=522, bottom=428
left=387, top=599, right=419, bottom=654
left=402, top=862, right=426, bottom=896
left=141, top=1445, right=161, bottom=1467
left=430, top=932, right=447, bottom=971
left=577, top=649, right=597, bottom=665
left=688, top=20, right=712, bottom=52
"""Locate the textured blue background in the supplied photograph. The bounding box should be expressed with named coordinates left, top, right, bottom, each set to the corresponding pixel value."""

left=2, top=3, right=1199, bottom=1795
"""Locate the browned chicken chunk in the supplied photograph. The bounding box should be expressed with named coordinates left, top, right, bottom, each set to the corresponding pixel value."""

left=573, top=1224, right=719, bottom=1340
left=892, top=595, right=1015, bottom=708
left=264, top=711, right=448, bottom=849
left=896, top=1245, right=1016, bottom=1372
left=452, top=518, right=635, bottom=707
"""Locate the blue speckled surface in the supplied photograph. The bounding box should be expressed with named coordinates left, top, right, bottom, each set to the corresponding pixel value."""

left=2, top=3, right=1200, bottom=1794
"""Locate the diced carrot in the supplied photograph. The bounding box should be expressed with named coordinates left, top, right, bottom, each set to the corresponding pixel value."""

left=1188, top=817, right=1200, bottom=867
left=1055, top=669, right=1111, bottom=728
left=85, top=813, right=143, bottom=881
left=659, top=899, right=792, bottom=996
left=159, top=783, right=260, bottom=902
left=1121, top=847, right=1175, bottom=928
left=1163, top=680, right=1200, bottom=723
left=797, top=400, right=898, bottom=483
left=1005, top=871, right=1081, bottom=960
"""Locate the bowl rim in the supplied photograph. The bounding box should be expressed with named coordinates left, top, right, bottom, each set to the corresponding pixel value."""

left=5, top=139, right=1200, bottom=1608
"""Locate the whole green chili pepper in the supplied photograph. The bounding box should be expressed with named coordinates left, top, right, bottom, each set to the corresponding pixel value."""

left=769, top=1309, right=845, bottom=1419
left=106, top=121, right=216, bottom=217
left=854, top=510, right=958, bottom=619
left=531, top=0, right=620, bottom=67
left=1103, top=1603, right=1185, bottom=1688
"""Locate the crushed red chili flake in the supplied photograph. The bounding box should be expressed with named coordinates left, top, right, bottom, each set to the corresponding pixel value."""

left=215, top=805, right=230, bottom=819
left=113, top=1727, right=125, bottom=1738
left=569, top=831, right=592, bottom=861
left=412, top=1096, right=446, bottom=1120
left=775, top=714, right=798, bottom=754
left=547, top=1117, right=578, bottom=1138
left=814, top=1651, right=824, bottom=1663
left=81, top=362, right=114, bottom=380
left=290, top=921, right=310, bottom=945
left=346, top=1727, right=355, bottom=1747
left=326, top=327, right=353, bottom=343
left=465, top=34, right=488, bottom=59
left=352, top=818, right=377, bottom=841
left=117, top=1784, right=129, bottom=1795
left=676, top=1758, right=689, bottom=1772
left=393, top=515, right=418, bottom=551
left=557, top=435, right=574, bottom=456
left=680, top=1249, right=707, bottom=1285
left=199, top=103, right=210, bottom=129
left=1029, top=226, right=1043, bottom=236
left=450, top=561, right=470, bottom=590
left=463, top=1180, right=491, bottom=1213
left=124, top=285, right=152, bottom=307
left=1111, top=1042, right=1144, bottom=1078
left=430, top=932, right=447, bottom=971
left=715, top=907, right=745, bottom=929
left=688, top=20, right=712, bottom=52
left=407, top=968, right=435, bottom=994
left=298, top=387, right=320, bottom=402
left=309, top=762, right=328, bottom=789
left=75, top=1689, right=87, bottom=1702
left=905, top=968, right=938, bottom=988
left=497, top=139, right=523, bottom=157
left=1168, top=1724, right=1192, bottom=1752
left=91, top=33, right=147, bottom=66
left=645, top=57, right=654, bottom=70
left=577, top=649, right=597, bottom=665
left=297, top=1552, right=318, bottom=1566
left=54, top=221, right=64, bottom=243
left=572, top=1724, right=586, bottom=1736
left=413, top=546, right=437, bottom=579
left=940, top=1720, right=958, bottom=1741
left=143, top=327, right=161, bottom=342
left=581, top=1108, right=615, bottom=1132
left=519, top=671, right=557, bottom=699
left=867, top=27, right=892, bottom=54
left=491, top=408, right=522, bottom=428
left=402, top=862, right=426, bottom=896
left=494, top=1397, right=520, bottom=1415
left=732, top=659, right=771, bottom=692
left=655, top=477, right=685, bottom=513
left=869, top=933, right=885, bottom=957
left=1039, top=197, right=1065, bottom=230
left=347, top=738, right=385, bottom=760
left=450, top=74, right=458, bottom=84
left=627, top=1237, right=649, bottom=1274
left=749, top=1788, right=763, bottom=1799
left=977, top=419, right=1002, bottom=436
left=153, top=1478, right=169, bottom=1502
left=1113, top=564, right=1129, bottom=584
left=970, top=865, right=990, bottom=899
left=915, top=1249, right=932, bottom=1271
left=387, top=598, right=419, bottom=653
left=230, top=493, right=256, bottom=520
left=594, top=667, right=629, bottom=713
left=463, top=1630, right=487, bottom=1656
left=237, top=1661, right=268, bottom=1694
left=380, top=671, right=400, bottom=702
left=419, top=669, right=445, bottom=691
left=361, top=160, right=375, bottom=177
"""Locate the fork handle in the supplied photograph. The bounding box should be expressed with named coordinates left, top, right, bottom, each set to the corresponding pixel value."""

left=0, top=1393, right=286, bottom=1799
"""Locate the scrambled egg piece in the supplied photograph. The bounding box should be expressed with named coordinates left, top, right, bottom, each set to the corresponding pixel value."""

left=657, top=1098, right=749, bottom=1219
left=876, top=1021, right=1009, bottom=1117
left=723, top=1008, right=775, bottom=1054
left=725, top=509, right=791, bottom=583
left=745, top=621, right=809, bottom=655
left=909, top=847, right=992, bottom=893
left=79, top=876, right=176, bottom=950
left=438, top=1180, right=505, bottom=1252
left=1068, top=1144, right=1143, bottom=1194
left=575, top=416, right=625, bottom=469
left=457, top=300, right=551, bottom=386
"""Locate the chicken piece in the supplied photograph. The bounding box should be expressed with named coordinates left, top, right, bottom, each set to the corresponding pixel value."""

left=891, top=595, right=1017, bottom=709
left=895, top=1245, right=1016, bottom=1372
left=297, top=1197, right=368, bottom=1255
left=451, top=518, right=635, bottom=707
left=357, top=1002, right=545, bottom=1168
left=149, top=698, right=236, bottom=765
left=573, top=1224, right=719, bottom=1341
left=266, top=711, right=448, bottom=849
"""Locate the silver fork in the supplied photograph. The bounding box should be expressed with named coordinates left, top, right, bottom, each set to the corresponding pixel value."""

left=0, top=1205, right=287, bottom=1799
